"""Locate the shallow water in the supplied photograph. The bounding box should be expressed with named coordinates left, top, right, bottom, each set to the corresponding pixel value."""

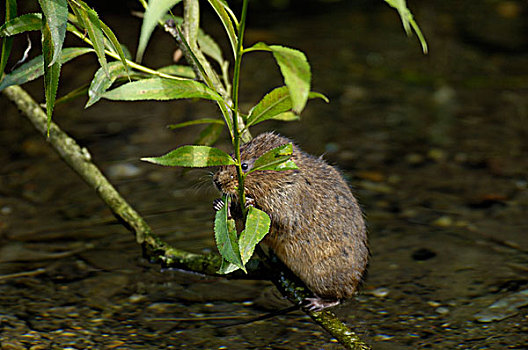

left=1, top=1, right=527, bottom=349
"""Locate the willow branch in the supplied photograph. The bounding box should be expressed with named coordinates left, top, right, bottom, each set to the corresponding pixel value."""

left=2, top=84, right=370, bottom=349
left=1, top=84, right=262, bottom=280
left=259, top=251, right=371, bottom=350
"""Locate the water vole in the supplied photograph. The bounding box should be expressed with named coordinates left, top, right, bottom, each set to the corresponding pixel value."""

left=213, top=132, right=368, bottom=310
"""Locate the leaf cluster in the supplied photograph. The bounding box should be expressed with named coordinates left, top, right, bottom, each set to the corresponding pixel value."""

left=0, top=0, right=427, bottom=273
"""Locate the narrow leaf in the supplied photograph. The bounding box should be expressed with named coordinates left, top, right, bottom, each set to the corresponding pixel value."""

left=167, top=118, right=223, bottom=130
left=99, top=20, right=130, bottom=77
left=309, top=91, right=329, bottom=103
left=244, top=41, right=270, bottom=53
left=409, top=16, right=428, bottom=54
left=141, top=145, right=235, bottom=167
left=247, top=86, right=328, bottom=127
left=137, top=0, right=183, bottom=62
left=270, top=111, right=299, bottom=122
left=1, top=0, right=17, bottom=73
left=384, top=0, right=428, bottom=54
left=394, top=0, right=411, bottom=34
left=247, top=43, right=311, bottom=114
left=0, top=13, right=42, bottom=37
left=194, top=123, right=223, bottom=146
left=206, top=0, right=237, bottom=58
left=0, top=47, right=93, bottom=91
left=250, top=143, right=298, bottom=173
left=86, top=61, right=127, bottom=108
left=214, top=196, right=245, bottom=272
left=102, top=77, right=222, bottom=102
left=157, top=64, right=195, bottom=79
left=217, top=259, right=240, bottom=274
left=73, top=3, right=109, bottom=77
left=247, top=86, right=290, bottom=126
left=38, top=0, right=68, bottom=66
left=239, top=207, right=271, bottom=265
left=197, top=31, right=224, bottom=67
left=41, top=18, right=62, bottom=135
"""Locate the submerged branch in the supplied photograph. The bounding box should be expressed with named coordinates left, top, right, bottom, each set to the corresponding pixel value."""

left=2, top=84, right=371, bottom=349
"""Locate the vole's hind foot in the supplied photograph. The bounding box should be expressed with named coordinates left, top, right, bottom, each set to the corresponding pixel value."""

left=303, top=297, right=340, bottom=312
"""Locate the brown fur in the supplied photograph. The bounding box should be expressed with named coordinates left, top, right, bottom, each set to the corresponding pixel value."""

left=213, top=132, right=368, bottom=301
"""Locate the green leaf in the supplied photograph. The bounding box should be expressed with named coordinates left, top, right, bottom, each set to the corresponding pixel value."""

left=214, top=196, right=245, bottom=272
left=250, top=143, right=298, bottom=173
left=0, top=47, right=94, bottom=91
left=194, top=123, right=223, bottom=146
left=41, top=16, right=62, bottom=136
left=269, top=45, right=310, bottom=114
left=393, top=0, right=411, bottom=34
left=0, top=13, right=42, bottom=37
left=247, top=43, right=311, bottom=114
left=270, top=112, right=299, bottom=122
left=247, top=86, right=328, bottom=127
left=38, top=0, right=68, bottom=66
left=217, top=258, right=240, bottom=274
left=141, top=145, right=235, bottom=167
left=239, top=207, right=271, bottom=265
left=309, top=91, right=329, bottom=103
left=137, top=0, right=183, bottom=62
left=157, top=64, right=195, bottom=79
left=71, top=2, right=109, bottom=78
left=167, top=118, right=223, bottom=130
left=0, top=0, right=17, bottom=74
left=197, top=31, right=224, bottom=67
left=206, top=0, right=237, bottom=58
left=102, top=77, right=222, bottom=102
left=247, top=86, right=290, bottom=126
left=384, top=0, right=428, bottom=54
left=99, top=19, right=130, bottom=77
left=86, top=61, right=127, bottom=108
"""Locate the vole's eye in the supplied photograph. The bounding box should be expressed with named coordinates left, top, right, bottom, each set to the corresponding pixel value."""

left=241, top=162, right=249, bottom=172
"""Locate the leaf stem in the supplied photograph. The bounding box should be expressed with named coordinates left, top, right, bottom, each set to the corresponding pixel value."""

left=232, top=0, right=249, bottom=216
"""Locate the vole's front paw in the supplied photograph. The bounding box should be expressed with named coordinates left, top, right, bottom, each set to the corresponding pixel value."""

left=213, top=198, right=224, bottom=212
left=213, top=198, right=233, bottom=219
left=302, top=297, right=340, bottom=312
left=246, top=197, right=255, bottom=207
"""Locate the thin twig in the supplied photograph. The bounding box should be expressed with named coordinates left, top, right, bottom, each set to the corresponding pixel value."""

left=0, top=268, right=47, bottom=281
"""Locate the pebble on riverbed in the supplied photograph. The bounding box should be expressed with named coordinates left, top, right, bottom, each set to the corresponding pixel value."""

left=474, top=289, right=528, bottom=323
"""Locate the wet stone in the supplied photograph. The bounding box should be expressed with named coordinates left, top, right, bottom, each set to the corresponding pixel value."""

left=1, top=341, right=25, bottom=350
left=370, top=287, right=390, bottom=298
left=474, top=289, right=528, bottom=323
left=106, top=163, right=143, bottom=180
left=411, top=248, right=437, bottom=261
left=432, top=215, right=453, bottom=227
